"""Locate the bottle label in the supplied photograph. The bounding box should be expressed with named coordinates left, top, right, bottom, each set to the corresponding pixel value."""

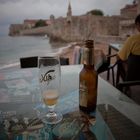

left=79, top=81, right=88, bottom=107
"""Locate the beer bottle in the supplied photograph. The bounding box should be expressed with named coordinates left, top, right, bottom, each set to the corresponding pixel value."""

left=79, top=40, right=98, bottom=113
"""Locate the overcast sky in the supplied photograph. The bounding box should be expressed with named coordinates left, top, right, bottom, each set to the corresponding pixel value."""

left=0, top=0, right=132, bottom=35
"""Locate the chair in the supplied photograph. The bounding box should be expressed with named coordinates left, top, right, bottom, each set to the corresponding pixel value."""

left=116, top=54, right=140, bottom=104
left=20, top=56, right=69, bottom=68
left=60, top=57, right=69, bottom=65
left=97, top=54, right=118, bottom=86
left=20, top=56, right=38, bottom=68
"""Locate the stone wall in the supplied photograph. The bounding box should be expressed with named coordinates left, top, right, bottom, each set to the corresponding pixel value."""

left=20, top=26, right=49, bottom=36
left=42, top=15, right=122, bottom=42
left=137, top=0, right=140, bottom=14
left=9, top=15, right=123, bottom=42
left=119, top=19, right=136, bottom=37
left=9, top=24, right=25, bottom=36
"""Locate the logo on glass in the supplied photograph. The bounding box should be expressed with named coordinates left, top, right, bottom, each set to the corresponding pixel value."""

left=40, top=70, right=55, bottom=84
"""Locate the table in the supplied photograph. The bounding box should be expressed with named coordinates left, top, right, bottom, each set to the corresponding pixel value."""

left=0, top=65, right=140, bottom=140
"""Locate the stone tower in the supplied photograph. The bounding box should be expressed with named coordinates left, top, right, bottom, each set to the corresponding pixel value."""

left=137, top=0, right=140, bottom=14
left=67, top=0, right=72, bottom=23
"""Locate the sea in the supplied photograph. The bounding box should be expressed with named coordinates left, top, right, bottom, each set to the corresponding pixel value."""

left=0, top=36, right=69, bottom=70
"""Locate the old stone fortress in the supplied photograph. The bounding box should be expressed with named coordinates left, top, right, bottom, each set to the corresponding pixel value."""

left=9, top=0, right=140, bottom=43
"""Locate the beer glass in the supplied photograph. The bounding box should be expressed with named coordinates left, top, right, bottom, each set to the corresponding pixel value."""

left=38, top=56, right=62, bottom=124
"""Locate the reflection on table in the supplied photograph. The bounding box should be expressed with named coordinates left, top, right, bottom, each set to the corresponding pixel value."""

left=0, top=65, right=140, bottom=140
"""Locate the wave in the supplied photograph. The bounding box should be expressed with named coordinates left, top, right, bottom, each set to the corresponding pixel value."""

left=0, top=42, right=77, bottom=70
left=0, top=62, right=20, bottom=70
left=42, top=42, right=76, bottom=56
left=57, top=42, right=76, bottom=55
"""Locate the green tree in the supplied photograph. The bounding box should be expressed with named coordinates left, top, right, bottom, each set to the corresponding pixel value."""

left=87, top=9, right=104, bottom=16
left=34, top=19, right=47, bottom=28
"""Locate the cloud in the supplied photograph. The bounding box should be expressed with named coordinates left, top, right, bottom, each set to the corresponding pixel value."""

left=0, top=0, right=18, bottom=4
left=72, top=0, right=132, bottom=16
left=0, top=0, right=67, bottom=23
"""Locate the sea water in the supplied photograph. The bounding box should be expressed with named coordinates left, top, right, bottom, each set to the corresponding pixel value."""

left=0, top=36, right=68, bottom=69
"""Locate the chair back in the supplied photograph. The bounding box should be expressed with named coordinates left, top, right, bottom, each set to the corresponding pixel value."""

left=116, top=54, right=140, bottom=104
left=117, top=59, right=127, bottom=82
left=20, top=56, right=69, bottom=68
left=126, top=54, right=140, bottom=81
left=20, top=56, right=38, bottom=68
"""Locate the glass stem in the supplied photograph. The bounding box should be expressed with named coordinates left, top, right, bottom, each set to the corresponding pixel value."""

left=48, top=105, right=56, bottom=114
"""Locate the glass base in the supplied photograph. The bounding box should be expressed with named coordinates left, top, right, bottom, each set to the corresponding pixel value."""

left=35, top=103, right=63, bottom=124
left=42, top=112, right=63, bottom=124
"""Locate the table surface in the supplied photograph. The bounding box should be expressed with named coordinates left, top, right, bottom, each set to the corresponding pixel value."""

left=0, top=65, right=140, bottom=140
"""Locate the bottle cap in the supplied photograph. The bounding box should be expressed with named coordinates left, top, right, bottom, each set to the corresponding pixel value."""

left=85, top=40, right=94, bottom=48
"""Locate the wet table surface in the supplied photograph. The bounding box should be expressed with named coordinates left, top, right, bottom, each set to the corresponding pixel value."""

left=0, top=65, right=140, bottom=140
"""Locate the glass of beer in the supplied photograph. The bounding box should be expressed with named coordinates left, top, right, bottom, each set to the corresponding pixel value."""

left=38, top=55, right=63, bottom=124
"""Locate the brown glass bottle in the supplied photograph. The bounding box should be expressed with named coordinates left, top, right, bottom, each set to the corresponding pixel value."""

left=79, top=40, right=98, bottom=113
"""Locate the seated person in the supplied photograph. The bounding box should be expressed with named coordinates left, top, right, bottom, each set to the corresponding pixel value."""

left=117, top=14, right=140, bottom=61
left=97, top=14, right=140, bottom=83
left=116, top=14, right=140, bottom=81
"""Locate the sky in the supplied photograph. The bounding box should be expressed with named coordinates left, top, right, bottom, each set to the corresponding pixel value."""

left=0, top=0, right=133, bottom=36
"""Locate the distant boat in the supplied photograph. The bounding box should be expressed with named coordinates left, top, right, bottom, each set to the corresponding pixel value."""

left=43, top=34, right=48, bottom=39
